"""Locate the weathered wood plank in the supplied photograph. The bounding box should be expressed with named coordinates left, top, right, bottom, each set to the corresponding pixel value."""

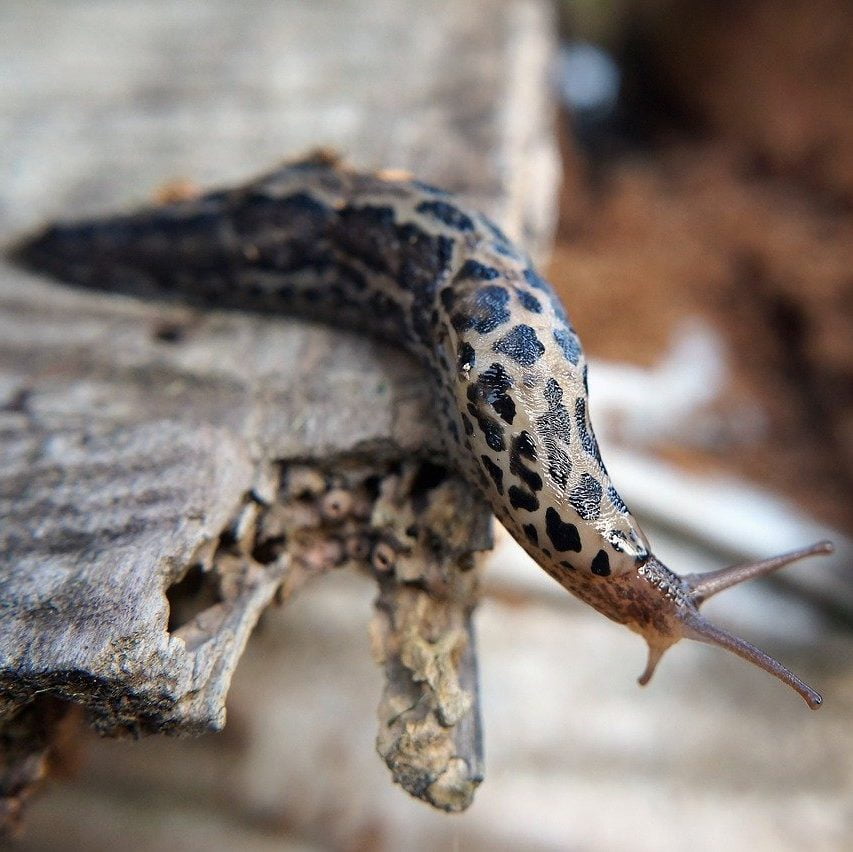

left=0, top=0, right=558, bottom=819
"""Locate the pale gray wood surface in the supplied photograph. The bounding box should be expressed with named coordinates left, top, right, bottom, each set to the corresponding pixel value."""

left=0, top=0, right=558, bottom=820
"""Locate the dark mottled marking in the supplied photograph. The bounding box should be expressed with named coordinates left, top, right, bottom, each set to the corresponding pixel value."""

left=445, top=418, right=460, bottom=445
left=522, top=267, right=569, bottom=321
left=590, top=549, right=612, bottom=577
left=553, top=328, right=581, bottom=365
left=493, top=324, right=544, bottom=367
left=543, top=377, right=563, bottom=406
left=451, top=285, right=510, bottom=334
left=334, top=205, right=397, bottom=275
left=466, top=402, right=506, bottom=452
left=235, top=191, right=331, bottom=240
left=608, top=485, right=629, bottom=514
left=545, top=507, right=582, bottom=553
left=457, top=341, right=476, bottom=375
left=515, top=288, right=542, bottom=313
left=481, top=217, right=512, bottom=245
left=480, top=455, right=504, bottom=494
left=459, top=259, right=500, bottom=281
left=405, top=231, right=454, bottom=346
left=491, top=395, right=515, bottom=425
left=491, top=242, right=518, bottom=259
left=522, top=523, right=539, bottom=546
left=508, top=485, right=539, bottom=512
left=509, top=431, right=543, bottom=492
left=534, top=380, right=573, bottom=488
left=461, top=413, right=475, bottom=436
left=559, top=560, right=576, bottom=570
left=415, top=200, right=474, bottom=231
left=523, top=267, right=550, bottom=292
left=367, top=290, right=407, bottom=334
left=473, top=362, right=516, bottom=425
left=512, top=430, right=536, bottom=461
left=478, top=216, right=519, bottom=258
left=575, top=398, right=603, bottom=463
left=569, top=474, right=603, bottom=520
left=546, top=446, right=572, bottom=488
left=334, top=204, right=453, bottom=347
left=515, top=464, right=543, bottom=493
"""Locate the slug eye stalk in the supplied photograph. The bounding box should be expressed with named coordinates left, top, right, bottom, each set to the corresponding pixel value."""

left=641, top=540, right=833, bottom=709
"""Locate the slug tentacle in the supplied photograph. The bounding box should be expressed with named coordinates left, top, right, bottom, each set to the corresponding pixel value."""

left=680, top=611, right=823, bottom=709
left=633, top=542, right=833, bottom=708
left=10, top=153, right=830, bottom=707
left=682, top=540, right=834, bottom=605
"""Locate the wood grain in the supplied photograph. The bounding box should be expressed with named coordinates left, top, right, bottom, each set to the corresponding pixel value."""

left=0, top=0, right=558, bottom=818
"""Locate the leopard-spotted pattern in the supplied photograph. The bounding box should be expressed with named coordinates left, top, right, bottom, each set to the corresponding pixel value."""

left=14, top=152, right=825, bottom=706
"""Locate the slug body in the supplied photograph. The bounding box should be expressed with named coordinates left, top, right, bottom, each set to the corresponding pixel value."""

left=13, top=151, right=829, bottom=707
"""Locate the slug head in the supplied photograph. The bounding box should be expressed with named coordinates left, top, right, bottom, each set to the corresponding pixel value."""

left=628, top=541, right=833, bottom=709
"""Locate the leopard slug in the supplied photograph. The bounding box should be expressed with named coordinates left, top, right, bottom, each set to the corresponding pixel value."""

left=12, top=150, right=831, bottom=708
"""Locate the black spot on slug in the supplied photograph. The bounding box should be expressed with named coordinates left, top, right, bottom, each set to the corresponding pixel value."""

left=333, top=205, right=396, bottom=275
left=481, top=217, right=512, bottom=245
left=569, top=474, right=603, bottom=521
left=415, top=200, right=475, bottom=231
left=451, top=285, right=510, bottom=334
left=509, top=431, right=543, bottom=492
left=546, top=447, right=572, bottom=489
left=474, top=362, right=516, bottom=425
left=457, top=341, right=476, bottom=375
left=494, top=324, right=544, bottom=366
left=534, top=380, right=573, bottom=488
left=559, top=560, right=576, bottom=570
left=440, top=287, right=456, bottom=311
left=466, top=403, right=506, bottom=452
left=522, top=523, right=539, bottom=545
left=512, top=430, right=537, bottom=461
left=607, top=485, right=629, bottom=515
left=333, top=204, right=453, bottom=347
left=553, top=328, right=581, bottom=365
left=480, top=455, right=504, bottom=494
left=492, top=395, right=516, bottom=425
left=515, top=288, right=542, bottom=313
left=459, top=259, right=500, bottom=281
left=545, top=507, right=582, bottom=553
left=445, top=419, right=460, bottom=445
left=543, top=378, right=563, bottom=406
left=516, top=465, right=543, bottom=493
left=609, top=531, right=628, bottom=553
left=575, top=398, right=603, bottom=463
left=590, top=550, right=611, bottom=577
left=523, top=267, right=550, bottom=292
left=508, top=486, right=539, bottom=512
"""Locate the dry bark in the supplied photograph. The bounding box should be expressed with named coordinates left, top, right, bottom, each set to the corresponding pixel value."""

left=0, top=0, right=559, bottom=822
